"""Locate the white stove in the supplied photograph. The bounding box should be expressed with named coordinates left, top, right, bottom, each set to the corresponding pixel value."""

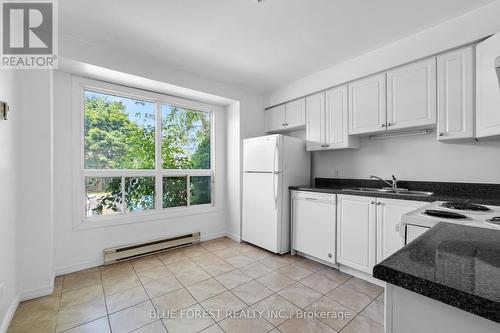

left=401, top=201, right=500, bottom=244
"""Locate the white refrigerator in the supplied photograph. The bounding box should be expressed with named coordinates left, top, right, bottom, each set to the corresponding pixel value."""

left=242, top=134, right=310, bottom=254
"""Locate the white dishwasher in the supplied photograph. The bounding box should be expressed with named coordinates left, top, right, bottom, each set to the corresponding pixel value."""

left=291, top=190, right=337, bottom=265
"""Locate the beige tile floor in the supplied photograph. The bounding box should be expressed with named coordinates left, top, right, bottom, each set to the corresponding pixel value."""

left=8, top=237, right=384, bottom=333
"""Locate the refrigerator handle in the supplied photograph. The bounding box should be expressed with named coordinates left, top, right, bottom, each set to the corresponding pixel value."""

left=273, top=137, right=279, bottom=210
left=273, top=172, right=278, bottom=210
left=273, top=138, right=278, bottom=174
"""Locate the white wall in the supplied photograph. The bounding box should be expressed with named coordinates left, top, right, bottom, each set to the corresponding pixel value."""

left=15, top=70, right=54, bottom=299
left=50, top=36, right=264, bottom=274
left=59, top=35, right=264, bottom=126
left=225, top=98, right=266, bottom=241
left=265, top=1, right=500, bottom=106
left=312, top=134, right=500, bottom=183
left=0, top=70, right=19, bottom=332
left=264, top=2, right=500, bottom=185
left=225, top=102, right=241, bottom=241
left=54, top=70, right=231, bottom=273
left=0, top=69, right=54, bottom=331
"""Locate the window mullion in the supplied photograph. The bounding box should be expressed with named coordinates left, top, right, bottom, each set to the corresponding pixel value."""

left=121, top=177, right=126, bottom=215
left=155, top=101, right=162, bottom=211
left=187, top=175, right=191, bottom=207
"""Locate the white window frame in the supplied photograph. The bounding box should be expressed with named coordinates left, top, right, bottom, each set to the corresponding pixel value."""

left=72, top=77, right=218, bottom=229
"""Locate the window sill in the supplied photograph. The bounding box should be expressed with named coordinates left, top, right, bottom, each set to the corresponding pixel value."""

left=73, top=204, right=218, bottom=231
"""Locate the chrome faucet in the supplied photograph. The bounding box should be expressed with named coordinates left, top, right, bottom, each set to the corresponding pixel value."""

left=370, top=175, right=399, bottom=190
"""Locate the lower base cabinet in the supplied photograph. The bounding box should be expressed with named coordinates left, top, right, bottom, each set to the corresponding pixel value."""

left=337, top=195, right=377, bottom=273
left=337, top=194, right=426, bottom=274
left=376, top=199, right=427, bottom=263
left=292, top=192, right=428, bottom=275
left=292, top=191, right=336, bottom=265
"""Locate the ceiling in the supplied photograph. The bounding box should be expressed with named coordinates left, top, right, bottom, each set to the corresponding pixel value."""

left=60, top=0, right=495, bottom=93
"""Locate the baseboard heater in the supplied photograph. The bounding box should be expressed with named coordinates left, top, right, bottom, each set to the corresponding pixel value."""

left=103, top=232, right=200, bottom=265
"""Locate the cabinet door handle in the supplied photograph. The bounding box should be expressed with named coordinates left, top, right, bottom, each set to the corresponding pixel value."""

left=381, top=124, right=386, bottom=128
left=377, top=202, right=382, bottom=205
left=387, top=123, right=392, bottom=127
left=328, top=253, right=333, bottom=258
left=370, top=201, right=375, bottom=204
left=305, top=197, right=318, bottom=201
left=438, top=132, right=444, bottom=137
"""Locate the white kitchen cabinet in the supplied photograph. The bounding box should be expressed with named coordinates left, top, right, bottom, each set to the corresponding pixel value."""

left=306, top=87, right=359, bottom=151
left=265, top=104, right=285, bottom=133
left=386, top=284, right=500, bottom=333
left=348, top=73, right=387, bottom=135
left=387, top=58, right=437, bottom=131
left=325, top=86, right=360, bottom=149
left=437, top=47, right=475, bottom=141
left=265, top=99, right=306, bottom=133
left=305, top=92, right=326, bottom=151
left=376, top=199, right=427, bottom=263
left=476, top=31, right=500, bottom=138
left=337, top=195, right=425, bottom=274
left=337, top=194, right=376, bottom=274
left=285, top=98, right=306, bottom=129
left=292, top=191, right=336, bottom=264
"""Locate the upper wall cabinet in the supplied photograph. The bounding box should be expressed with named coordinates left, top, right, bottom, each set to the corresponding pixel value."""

left=476, top=32, right=500, bottom=138
left=437, top=46, right=475, bottom=141
left=265, top=99, right=306, bottom=133
left=387, top=58, right=437, bottom=131
left=306, top=87, right=359, bottom=151
left=348, top=73, right=387, bottom=135
left=265, top=104, right=285, bottom=133
left=285, top=99, right=306, bottom=129
left=325, top=86, right=360, bottom=149
left=305, top=92, right=326, bottom=151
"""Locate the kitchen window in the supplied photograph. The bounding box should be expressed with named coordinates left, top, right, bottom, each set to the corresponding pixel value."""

left=74, top=78, right=215, bottom=225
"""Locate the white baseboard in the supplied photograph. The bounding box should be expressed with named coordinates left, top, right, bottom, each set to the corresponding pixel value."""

left=224, top=232, right=241, bottom=243
left=1, top=284, right=55, bottom=332
left=55, top=258, right=103, bottom=276
left=1, top=295, right=19, bottom=333
left=55, top=231, right=228, bottom=276
left=19, top=283, right=54, bottom=302
left=200, top=231, right=227, bottom=242
left=339, top=265, right=385, bottom=287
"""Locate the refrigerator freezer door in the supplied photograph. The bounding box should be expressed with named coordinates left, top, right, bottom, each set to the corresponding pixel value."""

left=243, top=134, right=282, bottom=172
left=242, top=172, right=282, bottom=253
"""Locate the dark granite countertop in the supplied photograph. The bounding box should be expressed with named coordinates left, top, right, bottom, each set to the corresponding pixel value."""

left=373, top=222, right=500, bottom=323
left=289, top=178, right=500, bottom=205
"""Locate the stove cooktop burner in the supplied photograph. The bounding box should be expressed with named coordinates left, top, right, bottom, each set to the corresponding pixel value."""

left=440, top=201, right=491, bottom=211
left=424, top=209, right=468, bottom=219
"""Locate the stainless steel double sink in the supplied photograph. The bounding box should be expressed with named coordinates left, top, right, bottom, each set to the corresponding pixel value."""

left=341, top=187, right=434, bottom=197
